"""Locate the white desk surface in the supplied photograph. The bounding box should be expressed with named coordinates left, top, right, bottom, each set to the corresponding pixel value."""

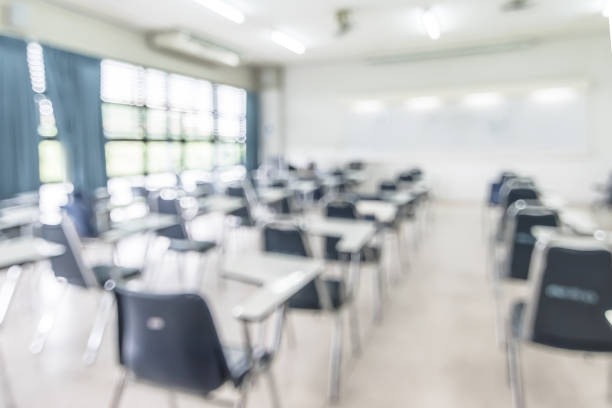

left=559, top=209, right=601, bottom=236
left=227, top=253, right=324, bottom=322
left=356, top=201, right=398, bottom=224
left=321, top=175, right=343, bottom=188
left=0, top=237, right=65, bottom=270
left=101, top=214, right=179, bottom=242
left=257, top=188, right=292, bottom=204
left=198, top=195, right=245, bottom=215
left=0, top=207, right=40, bottom=231
left=303, top=215, right=378, bottom=253
left=289, top=180, right=318, bottom=195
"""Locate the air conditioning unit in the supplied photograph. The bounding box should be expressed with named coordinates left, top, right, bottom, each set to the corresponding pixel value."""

left=148, top=30, right=241, bottom=67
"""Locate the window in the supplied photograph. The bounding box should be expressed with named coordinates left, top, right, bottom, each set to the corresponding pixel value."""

left=101, top=60, right=247, bottom=179
left=27, top=42, right=66, bottom=184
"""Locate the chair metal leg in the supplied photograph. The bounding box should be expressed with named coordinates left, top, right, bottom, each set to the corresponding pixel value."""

left=348, top=303, right=362, bottom=357
left=507, top=334, right=525, bottom=408
left=264, top=369, right=281, bottom=408
left=234, top=383, right=249, bottom=408
left=83, top=292, right=115, bottom=365
left=109, top=371, right=129, bottom=408
left=329, top=313, right=344, bottom=404
left=0, top=343, right=16, bottom=408
left=30, top=279, right=69, bottom=354
left=373, top=263, right=384, bottom=324
left=0, top=266, right=24, bottom=327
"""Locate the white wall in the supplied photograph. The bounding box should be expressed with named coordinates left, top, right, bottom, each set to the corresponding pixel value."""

left=0, top=0, right=255, bottom=89
left=283, top=34, right=612, bottom=203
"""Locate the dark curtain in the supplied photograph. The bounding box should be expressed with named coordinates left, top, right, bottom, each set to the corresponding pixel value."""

left=246, top=91, right=260, bottom=171
left=0, top=36, right=40, bottom=199
left=43, top=46, right=107, bottom=195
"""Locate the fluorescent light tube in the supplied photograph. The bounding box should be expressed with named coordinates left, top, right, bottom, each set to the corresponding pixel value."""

left=193, top=0, right=245, bottom=24
left=270, top=30, right=306, bottom=54
left=530, top=87, right=576, bottom=104
left=463, top=92, right=503, bottom=108
left=406, top=96, right=442, bottom=111
left=603, top=0, right=612, bottom=17
left=421, top=8, right=440, bottom=40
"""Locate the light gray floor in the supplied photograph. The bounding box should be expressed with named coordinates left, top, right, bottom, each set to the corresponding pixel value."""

left=1, top=203, right=611, bottom=407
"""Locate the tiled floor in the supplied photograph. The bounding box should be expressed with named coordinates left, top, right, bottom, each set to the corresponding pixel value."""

left=1, top=203, right=611, bottom=407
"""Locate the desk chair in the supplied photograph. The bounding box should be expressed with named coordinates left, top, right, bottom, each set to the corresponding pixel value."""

left=38, top=215, right=140, bottom=364
left=379, top=181, right=398, bottom=193
left=110, top=287, right=280, bottom=408
left=262, top=223, right=359, bottom=402
left=493, top=202, right=560, bottom=345
left=154, top=191, right=217, bottom=289
left=507, top=235, right=612, bottom=408
left=495, top=180, right=540, bottom=244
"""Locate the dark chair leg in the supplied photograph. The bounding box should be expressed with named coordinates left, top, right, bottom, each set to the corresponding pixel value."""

left=329, top=313, right=344, bottom=404
left=507, top=334, right=525, bottom=408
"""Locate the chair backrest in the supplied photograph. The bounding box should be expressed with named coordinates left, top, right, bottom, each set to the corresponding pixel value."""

left=263, top=223, right=310, bottom=257
left=500, top=179, right=538, bottom=210
left=325, top=200, right=358, bottom=220
left=41, top=216, right=95, bottom=288
left=155, top=191, right=188, bottom=240
left=114, top=287, right=231, bottom=392
left=348, top=161, right=364, bottom=171
left=379, top=181, right=398, bottom=192
left=398, top=172, right=414, bottom=183
left=410, top=168, right=423, bottom=181
left=504, top=203, right=560, bottom=280
left=63, top=191, right=98, bottom=238
left=523, top=237, right=612, bottom=351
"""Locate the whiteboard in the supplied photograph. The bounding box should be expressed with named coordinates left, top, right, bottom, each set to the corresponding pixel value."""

left=343, top=93, right=588, bottom=155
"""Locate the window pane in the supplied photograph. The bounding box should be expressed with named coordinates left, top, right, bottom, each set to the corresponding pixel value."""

left=39, top=140, right=65, bottom=183
left=106, top=142, right=145, bottom=177
left=103, top=104, right=143, bottom=139
left=147, top=142, right=181, bottom=174
left=101, top=60, right=144, bottom=105
left=146, top=109, right=167, bottom=139
left=217, top=143, right=245, bottom=167
left=145, top=69, right=167, bottom=108
left=183, top=112, right=213, bottom=140
left=218, top=116, right=245, bottom=140
left=169, top=111, right=182, bottom=139
left=36, top=96, right=58, bottom=138
left=217, top=85, right=246, bottom=117
left=184, top=142, right=214, bottom=170
left=168, top=74, right=212, bottom=112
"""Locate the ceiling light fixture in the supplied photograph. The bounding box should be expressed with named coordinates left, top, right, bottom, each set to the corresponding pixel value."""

left=406, top=96, right=442, bottom=111
left=463, top=92, right=504, bottom=108
left=603, top=0, right=612, bottom=17
left=270, top=30, right=306, bottom=54
left=530, top=87, right=576, bottom=104
left=421, top=7, right=441, bottom=40
left=351, top=100, right=384, bottom=114
left=193, top=0, right=245, bottom=24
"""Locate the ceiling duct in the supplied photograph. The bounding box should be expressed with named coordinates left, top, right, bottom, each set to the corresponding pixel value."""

left=366, top=39, right=540, bottom=65
left=148, top=30, right=241, bottom=67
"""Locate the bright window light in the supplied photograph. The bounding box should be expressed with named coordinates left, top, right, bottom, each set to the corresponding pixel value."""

left=270, top=30, right=306, bottom=54
left=463, top=92, right=504, bottom=108
left=193, top=0, right=245, bottom=24
left=351, top=100, right=384, bottom=114
left=603, top=0, right=612, bottom=16
left=406, top=96, right=442, bottom=111
left=530, top=87, right=576, bottom=104
left=421, top=8, right=441, bottom=40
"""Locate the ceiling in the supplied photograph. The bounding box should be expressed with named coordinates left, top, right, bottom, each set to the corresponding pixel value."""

left=46, top=0, right=608, bottom=65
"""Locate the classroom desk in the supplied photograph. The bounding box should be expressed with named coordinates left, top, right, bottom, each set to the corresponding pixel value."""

left=0, top=206, right=40, bottom=232
left=558, top=208, right=601, bottom=236
left=0, top=237, right=65, bottom=325
left=99, top=213, right=180, bottom=243
left=257, top=188, right=292, bottom=205
left=197, top=195, right=246, bottom=215
left=356, top=200, right=398, bottom=224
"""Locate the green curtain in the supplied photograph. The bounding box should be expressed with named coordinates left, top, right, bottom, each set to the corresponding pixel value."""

left=0, top=36, right=40, bottom=199
left=246, top=91, right=260, bottom=171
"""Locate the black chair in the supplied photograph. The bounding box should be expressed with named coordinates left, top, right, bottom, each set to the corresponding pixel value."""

left=496, top=180, right=540, bottom=242
left=502, top=203, right=560, bottom=281
left=262, top=222, right=359, bottom=402
left=507, top=235, right=612, bottom=408
left=154, top=190, right=217, bottom=288
left=110, top=286, right=280, bottom=408
left=379, top=181, right=398, bottom=192
left=38, top=215, right=140, bottom=363
left=324, top=200, right=381, bottom=263
left=397, top=172, right=415, bottom=184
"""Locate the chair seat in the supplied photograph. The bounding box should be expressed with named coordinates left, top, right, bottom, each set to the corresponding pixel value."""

left=223, top=346, right=272, bottom=386
left=168, top=239, right=216, bottom=253
left=92, top=265, right=140, bottom=287
left=288, top=279, right=344, bottom=310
